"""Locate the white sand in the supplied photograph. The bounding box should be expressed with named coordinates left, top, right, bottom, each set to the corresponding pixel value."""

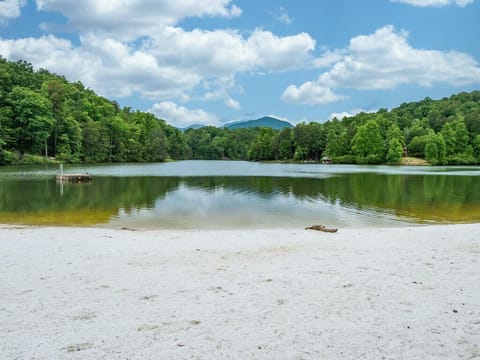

left=0, top=224, right=479, bottom=359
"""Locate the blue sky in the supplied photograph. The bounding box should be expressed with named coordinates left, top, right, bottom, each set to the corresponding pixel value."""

left=1, top=0, right=479, bottom=128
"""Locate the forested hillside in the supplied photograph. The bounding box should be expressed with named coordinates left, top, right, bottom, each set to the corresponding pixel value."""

left=1, top=57, right=479, bottom=165
left=0, top=58, right=190, bottom=164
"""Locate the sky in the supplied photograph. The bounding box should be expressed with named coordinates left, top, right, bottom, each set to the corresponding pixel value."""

left=0, top=0, right=479, bottom=128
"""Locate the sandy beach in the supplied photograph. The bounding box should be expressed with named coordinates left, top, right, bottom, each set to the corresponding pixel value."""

left=0, top=224, right=479, bottom=359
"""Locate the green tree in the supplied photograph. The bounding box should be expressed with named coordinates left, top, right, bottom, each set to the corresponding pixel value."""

left=56, top=115, right=82, bottom=162
left=7, top=86, right=54, bottom=159
left=386, top=138, right=403, bottom=164
left=404, top=119, right=429, bottom=145
left=293, top=146, right=308, bottom=161
left=451, top=117, right=470, bottom=154
left=211, top=136, right=226, bottom=159
left=386, top=123, right=405, bottom=163
left=427, top=109, right=446, bottom=133
left=81, top=119, right=109, bottom=162
left=473, top=134, right=480, bottom=160
left=277, top=127, right=294, bottom=160
left=351, top=119, right=384, bottom=163
left=325, top=123, right=350, bottom=157
left=42, top=79, right=68, bottom=156
left=293, top=122, right=325, bottom=160
left=166, top=128, right=188, bottom=159
left=0, top=61, right=13, bottom=106
left=441, top=117, right=474, bottom=163
left=145, top=127, right=167, bottom=161
left=425, top=131, right=446, bottom=165
left=407, top=135, right=427, bottom=158
left=387, top=123, right=405, bottom=146
left=441, top=121, right=457, bottom=156
left=249, top=128, right=276, bottom=161
left=0, top=121, right=6, bottom=164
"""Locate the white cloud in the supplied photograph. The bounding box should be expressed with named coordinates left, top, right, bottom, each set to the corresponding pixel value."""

left=322, top=26, right=480, bottom=88
left=145, top=27, right=256, bottom=77
left=329, top=111, right=355, bottom=120
left=149, top=101, right=219, bottom=128
left=247, top=30, right=315, bottom=71
left=145, top=27, right=315, bottom=76
left=1, top=0, right=318, bottom=109
left=0, top=35, right=200, bottom=99
left=36, top=0, right=242, bottom=41
left=203, top=76, right=240, bottom=100
left=0, top=0, right=26, bottom=24
left=0, top=25, right=316, bottom=104
left=329, top=109, right=376, bottom=120
left=224, top=97, right=240, bottom=110
left=283, top=25, right=480, bottom=105
left=391, top=0, right=474, bottom=6
left=272, top=6, right=292, bottom=25
left=312, top=50, right=344, bottom=69
left=282, top=82, right=344, bottom=105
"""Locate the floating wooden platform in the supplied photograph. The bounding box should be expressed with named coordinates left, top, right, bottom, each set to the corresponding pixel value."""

left=56, top=174, right=93, bottom=183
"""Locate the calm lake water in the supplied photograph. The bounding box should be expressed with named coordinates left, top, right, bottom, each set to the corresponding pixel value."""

left=1, top=160, right=480, bottom=229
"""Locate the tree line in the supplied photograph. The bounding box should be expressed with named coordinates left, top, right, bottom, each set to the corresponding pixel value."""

left=1, top=57, right=479, bottom=165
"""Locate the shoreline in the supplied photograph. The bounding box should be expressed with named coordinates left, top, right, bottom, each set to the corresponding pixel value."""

left=1, top=224, right=479, bottom=359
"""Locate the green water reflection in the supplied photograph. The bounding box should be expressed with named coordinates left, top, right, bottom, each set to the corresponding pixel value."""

left=1, top=169, right=479, bottom=228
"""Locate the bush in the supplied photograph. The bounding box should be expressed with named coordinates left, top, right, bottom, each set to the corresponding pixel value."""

left=20, top=154, right=53, bottom=164
left=355, top=154, right=384, bottom=164
left=331, top=155, right=357, bottom=164
left=407, top=135, right=427, bottom=158
left=446, top=154, right=478, bottom=165
left=2, top=151, right=19, bottom=165
left=386, top=138, right=403, bottom=164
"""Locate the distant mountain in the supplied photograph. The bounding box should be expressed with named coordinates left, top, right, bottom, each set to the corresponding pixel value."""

left=224, top=116, right=294, bottom=130
left=180, top=124, right=206, bottom=131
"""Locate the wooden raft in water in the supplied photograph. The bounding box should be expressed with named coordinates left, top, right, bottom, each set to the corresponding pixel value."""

left=56, top=174, right=93, bottom=183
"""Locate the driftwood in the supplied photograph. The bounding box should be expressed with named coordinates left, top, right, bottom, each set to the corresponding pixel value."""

left=305, top=225, right=338, bottom=233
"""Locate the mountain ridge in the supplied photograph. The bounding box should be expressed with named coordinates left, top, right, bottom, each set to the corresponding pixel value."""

left=180, top=116, right=294, bottom=131
left=223, top=116, right=293, bottom=130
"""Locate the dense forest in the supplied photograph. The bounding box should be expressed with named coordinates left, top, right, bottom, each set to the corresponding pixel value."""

left=1, top=57, right=480, bottom=165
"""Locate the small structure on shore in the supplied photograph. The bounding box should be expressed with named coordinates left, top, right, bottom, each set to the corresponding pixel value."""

left=321, top=156, right=332, bottom=164
left=56, top=164, right=92, bottom=183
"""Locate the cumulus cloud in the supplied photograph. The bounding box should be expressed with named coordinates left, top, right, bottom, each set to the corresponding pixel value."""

left=35, top=0, right=242, bottom=41
left=329, top=109, right=376, bottom=120
left=0, top=25, right=316, bottom=103
left=247, top=30, right=315, bottom=71
left=391, top=0, right=474, bottom=6
left=272, top=6, right=292, bottom=25
left=145, top=27, right=315, bottom=76
left=1, top=0, right=318, bottom=111
left=323, top=26, right=480, bottom=88
left=0, top=35, right=200, bottom=99
left=224, top=98, right=240, bottom=110
left=282, top=25, right=480, bottom=105
left=312, top=50, right=344, bottom=69
left=0, top=0, right=26, bottom=24
left=202, top=76, right=240, bottom=101
left=149, top=101, right=219, bottom=128
left=282, top=82, right=344, bottom=105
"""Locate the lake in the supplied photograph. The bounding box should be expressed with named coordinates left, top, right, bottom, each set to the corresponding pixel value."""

left=1, top=161, right=480, bottom=229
